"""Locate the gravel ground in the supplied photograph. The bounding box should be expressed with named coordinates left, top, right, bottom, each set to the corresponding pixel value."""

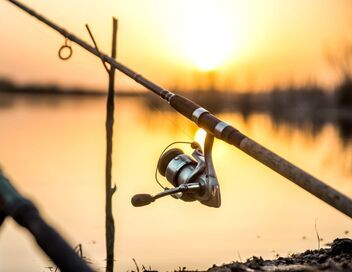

left=207, top=238, right=352, bottom=272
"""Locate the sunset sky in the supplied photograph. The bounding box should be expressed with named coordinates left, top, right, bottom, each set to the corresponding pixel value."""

left=0, top=0, right=352, bottom=91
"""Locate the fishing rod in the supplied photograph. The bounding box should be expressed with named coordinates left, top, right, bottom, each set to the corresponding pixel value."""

left=0, top=170, right=93, bottom=272
left=5, top=0, right=352, bottom=218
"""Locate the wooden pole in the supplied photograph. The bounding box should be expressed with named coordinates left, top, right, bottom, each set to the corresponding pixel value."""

left=105, top=18, right=118, bottom=272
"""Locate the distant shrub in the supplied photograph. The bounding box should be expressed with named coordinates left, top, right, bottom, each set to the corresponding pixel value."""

left=335, top=76, right=352, bottom=108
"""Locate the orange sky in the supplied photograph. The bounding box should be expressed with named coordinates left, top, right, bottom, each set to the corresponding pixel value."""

left=0, top=0, right=352, bottom=91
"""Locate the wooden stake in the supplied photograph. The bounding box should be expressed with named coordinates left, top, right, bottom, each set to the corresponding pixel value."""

left=105, top=17, right=118, bottom=272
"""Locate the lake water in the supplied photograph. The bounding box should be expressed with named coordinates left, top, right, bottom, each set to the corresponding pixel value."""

left=0, top=95, right=351, bottom=271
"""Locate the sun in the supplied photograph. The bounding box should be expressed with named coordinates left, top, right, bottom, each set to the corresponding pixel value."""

left=180, top=1, right=232, bottom=71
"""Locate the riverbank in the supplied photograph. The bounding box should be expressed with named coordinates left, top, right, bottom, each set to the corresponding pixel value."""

left=207, top=238, right=352, bottom=272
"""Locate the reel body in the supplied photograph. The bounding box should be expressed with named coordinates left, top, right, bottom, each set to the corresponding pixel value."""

left=131, top=133, right=221, bottom=208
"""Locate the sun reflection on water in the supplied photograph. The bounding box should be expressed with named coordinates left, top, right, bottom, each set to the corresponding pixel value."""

left=194, top=128, right=207, bottom=147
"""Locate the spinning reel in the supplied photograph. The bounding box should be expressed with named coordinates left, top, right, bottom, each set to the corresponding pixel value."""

left=131, top=133, right=221, bottom=208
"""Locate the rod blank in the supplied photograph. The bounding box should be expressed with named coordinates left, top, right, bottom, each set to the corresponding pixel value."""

left=239, top=137, right=352, bottom=218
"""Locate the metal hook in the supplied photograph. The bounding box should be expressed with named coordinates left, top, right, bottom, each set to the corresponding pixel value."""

left=58, top=38, right=72, bottom=60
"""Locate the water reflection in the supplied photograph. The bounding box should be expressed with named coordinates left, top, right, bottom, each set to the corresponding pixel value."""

left=0, top=95, right=351, bottom=271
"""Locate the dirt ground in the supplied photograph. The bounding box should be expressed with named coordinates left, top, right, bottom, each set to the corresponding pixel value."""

left=207, top=238, right=352, bottom=272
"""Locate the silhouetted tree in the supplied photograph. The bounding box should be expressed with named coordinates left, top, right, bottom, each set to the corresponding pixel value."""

left=326, top=44, right=352, bottom=108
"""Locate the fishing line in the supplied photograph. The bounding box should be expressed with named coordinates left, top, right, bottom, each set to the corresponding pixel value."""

left=141, top=94, right=201, bottom=189
left=142, top=94, right=196, bottom=141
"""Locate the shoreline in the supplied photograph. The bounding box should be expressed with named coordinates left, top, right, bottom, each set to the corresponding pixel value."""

left=206, top=238, right=352, bottom=272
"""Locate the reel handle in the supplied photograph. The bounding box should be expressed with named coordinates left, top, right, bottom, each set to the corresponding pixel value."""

left=131, top=194, right=154, bottom=207
left=131, top=183, right=201, bottom=207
